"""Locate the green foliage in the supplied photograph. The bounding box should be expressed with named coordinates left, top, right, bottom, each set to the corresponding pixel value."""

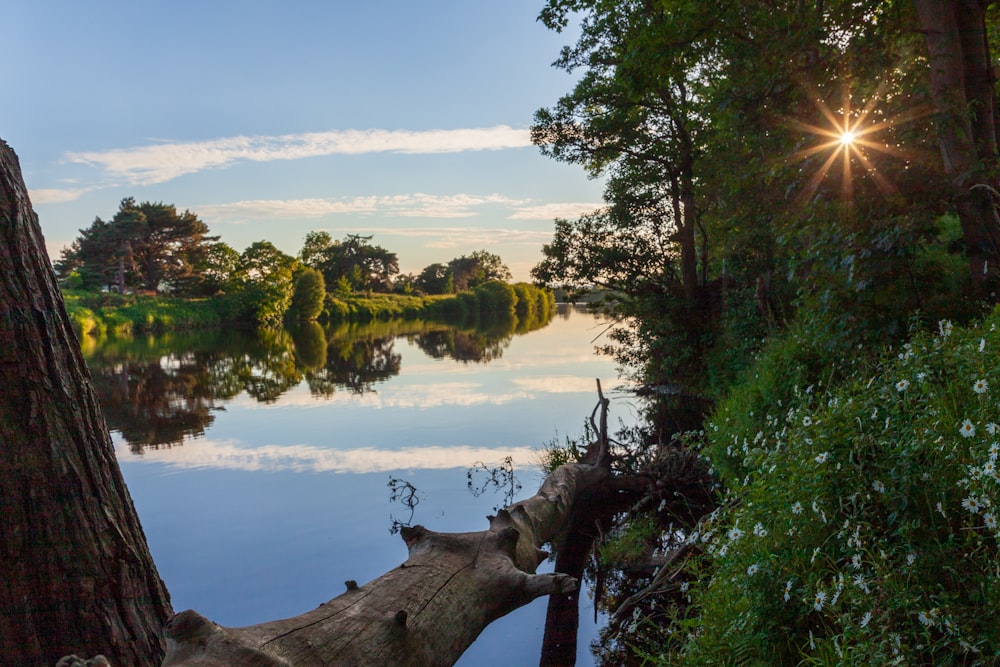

left=448, top=250, right=512, bottom=291
left=415, top=262, right=454, bottom=295
left=323, top=293, right=452, bottom=322
left=290, top=267, right=326, bottom=321
left=538, top=432, right=587, bottom=474
left=55, top=198, right=218, bottom=294
left=654, top=309, right=1000, bottom=664
left=225, top=241, right=296, bottom=326
left=62, top=289, right=221, bottom=338
left=303, top=232, right=399, bottom=292
left=473, top=280, right=518, bottom=318
left=599, top=515, right=663, bottom=569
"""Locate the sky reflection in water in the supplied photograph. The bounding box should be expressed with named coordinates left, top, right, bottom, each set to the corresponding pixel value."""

left=94, top=306, right=634, bottom=665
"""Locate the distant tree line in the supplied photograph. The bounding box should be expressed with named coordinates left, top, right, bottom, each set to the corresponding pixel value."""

left=55, top=198, right=523, bottom=327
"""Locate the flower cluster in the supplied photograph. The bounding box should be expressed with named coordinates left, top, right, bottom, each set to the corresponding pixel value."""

left=664, top=309, right=1000, bottom=664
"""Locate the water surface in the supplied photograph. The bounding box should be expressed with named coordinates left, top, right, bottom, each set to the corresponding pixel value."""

left=86, top=306, right=636, bottom=664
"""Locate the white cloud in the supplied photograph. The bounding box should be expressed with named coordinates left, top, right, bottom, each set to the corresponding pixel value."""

left=384, top=193, right=527, bottom=218
left=29, top=188, right=87, bottom=204
left=198, top=197, right=380, bottom=221
left=199, top=193, right=528, bottom=223
left=116, top=437, right=544, bottom=474
left=66, top=126, right=533, bottom=186
left=508, top=202, right=605, bottom=220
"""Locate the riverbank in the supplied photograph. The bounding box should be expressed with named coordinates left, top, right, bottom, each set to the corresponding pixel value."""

left=63, top=282, right=556, bottom=339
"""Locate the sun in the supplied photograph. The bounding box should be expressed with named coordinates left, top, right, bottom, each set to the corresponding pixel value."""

left=781, top=85, right=924, bottom=206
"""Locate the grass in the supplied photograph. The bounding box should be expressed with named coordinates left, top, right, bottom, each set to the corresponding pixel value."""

left=62, top=290, right=222, bottom=338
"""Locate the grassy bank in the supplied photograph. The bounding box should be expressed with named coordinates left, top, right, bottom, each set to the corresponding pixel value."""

left=63, top=290, right=222, bottom=338
left=63, top=281, right=556, bottom=338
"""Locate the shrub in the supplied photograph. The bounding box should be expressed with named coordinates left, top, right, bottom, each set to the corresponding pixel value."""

left=658, top=307, right=1000, bottom=665
left=290, top=267, right=326, bottom=321
left=474, top=280, right=518, bottom=318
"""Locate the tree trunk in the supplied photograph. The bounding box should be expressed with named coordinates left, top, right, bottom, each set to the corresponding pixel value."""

left=913, top=0, right=1000, bottom=285
left=161, top=462, right=609, bottom=667
left=0, top=139, right=173, bottom=666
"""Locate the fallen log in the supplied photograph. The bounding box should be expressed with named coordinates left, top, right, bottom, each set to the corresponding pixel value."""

left=162, top=462, right=609, bottom=666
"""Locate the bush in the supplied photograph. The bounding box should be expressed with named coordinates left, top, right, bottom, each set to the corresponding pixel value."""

left=290, top=267, right=326, bottom=321
left=474, top=280, right=518, bottom=318
left=658, top=307, right=1000, bottom=664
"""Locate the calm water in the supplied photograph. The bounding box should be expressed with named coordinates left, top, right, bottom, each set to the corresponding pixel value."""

left=85, top=305, right=636, bottom=665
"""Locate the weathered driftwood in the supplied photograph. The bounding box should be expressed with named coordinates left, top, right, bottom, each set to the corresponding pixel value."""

left=162, top=462, right=610, bottom=666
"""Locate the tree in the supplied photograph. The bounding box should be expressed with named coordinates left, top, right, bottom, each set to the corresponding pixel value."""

left=228, top=241, right=296, bottom=326
left=55, top=216, right=123, bottom=291
left=313, top=234, right=400, bottom=292
left=0, top=140, right=172, bottom=666
left=190, top=240, right=240, bottom=296
left=913, top=0, right=1000, bottom=288
left=55, top=199, right=218, bottom=294
left=415, top=262, right=454, bottom=294
left=290, top=266, right=326, bottom=321
left=298, top=230, right=334, bottom=270
left=448, top=250, right=512, bottom=291
left=533, top=1, right=707, bottom=306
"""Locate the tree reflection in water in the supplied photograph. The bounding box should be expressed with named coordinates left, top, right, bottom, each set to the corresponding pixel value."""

left=82, top=311, right=552, bottom=452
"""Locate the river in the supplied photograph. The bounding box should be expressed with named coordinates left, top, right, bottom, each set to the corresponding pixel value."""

left=83, top=304, right=636, bottom=665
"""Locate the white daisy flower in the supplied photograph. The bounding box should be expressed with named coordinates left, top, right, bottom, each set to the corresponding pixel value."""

left=963, top=495, right=983, bottom=513
left=960, top=419, right=976, bottom=438
left=815, top=451, right=830, bottom=464
left=813, top=590, right=827, bottom=611
left=872, top=480, right=885, bottom=493
left=746, top=563, right=759, bottom=576
left=973, top=379, right=989, bottom=394
left=896, top=379, right=910, bottom=392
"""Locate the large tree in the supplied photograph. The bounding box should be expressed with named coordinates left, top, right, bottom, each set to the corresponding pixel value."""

left=229, top=241, right=297, bottom=326
left=0, top=140, right=172, bottom=666
left=448, top=250, right=512, bottom=291
left=55, top=198, right=217, bottom=294
left=913, top=0, right=1000, bottom=287
left=308, top=233, right=399, bottom=292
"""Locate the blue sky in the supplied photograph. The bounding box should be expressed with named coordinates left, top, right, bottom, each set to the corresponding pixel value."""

left=3, top=0, right=604, bottom=280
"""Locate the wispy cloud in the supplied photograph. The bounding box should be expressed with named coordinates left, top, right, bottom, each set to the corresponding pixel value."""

left=508, top=202, right=605, bottom=220
left=66, top=126, right=533, bottom=186
left=199, top=193, right=528, bottom=222
left=29, top=188, right=88, bottom=204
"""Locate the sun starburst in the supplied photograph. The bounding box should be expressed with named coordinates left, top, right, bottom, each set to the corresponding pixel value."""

left=783, top=83, right=928, bottom=207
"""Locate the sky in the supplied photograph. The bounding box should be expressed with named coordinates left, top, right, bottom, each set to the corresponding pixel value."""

left=3, top=0, right=605, bottom=281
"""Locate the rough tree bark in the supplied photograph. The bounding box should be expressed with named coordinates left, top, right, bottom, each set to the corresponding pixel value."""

left=161, top=462, right=610, bottom=666
left=0, top=139, right=173, bottom=665
left=913, top=0, right=1000, bottom=285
